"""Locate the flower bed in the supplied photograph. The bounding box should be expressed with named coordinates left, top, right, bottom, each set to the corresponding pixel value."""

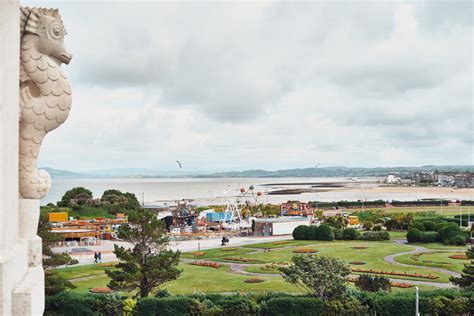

left=292, top=248, right=318, bottom=254
left=224, top=257, right=257, bottom=262
left=347, top=276, right=413, bottom=288
left=449, top=253, right=468, bottom=260
left=351, top=246, right=368, bottom=249
left=192, top=251, right=205, bottom=257
left=349, top=261, right=367, bottom=265
left=190, top=261, right=221, bottom=269
left=244, top=278, right=265, bottom=283
left=90, top=287, right=113, bottom=294
left=351, top=268, right=438, bottom=280
left=221, top=247, right=238, bottom=251
left=272, top=241, right=290, bottom=245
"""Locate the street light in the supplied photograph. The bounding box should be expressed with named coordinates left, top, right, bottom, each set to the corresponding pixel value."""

left=415, top=286, right=420, bottom=316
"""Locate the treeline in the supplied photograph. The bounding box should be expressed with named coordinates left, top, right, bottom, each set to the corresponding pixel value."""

left=44, top=290, right=473, bottom=316
left=46, top=187, right=140, bottom=216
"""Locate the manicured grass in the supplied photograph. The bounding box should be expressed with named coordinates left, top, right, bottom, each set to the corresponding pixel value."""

left=394, top=251, right=470, bottom=273
left=180, top=247, right=255, bottom=260
left=388, top=231, right=407, bottom=239
left=411, top=243, right=469, bottom=251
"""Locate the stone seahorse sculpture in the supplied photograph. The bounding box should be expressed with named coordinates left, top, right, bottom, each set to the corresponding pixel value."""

left=19, top=7, right=72, bottom=199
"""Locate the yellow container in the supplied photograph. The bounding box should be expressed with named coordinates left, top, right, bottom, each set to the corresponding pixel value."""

left=48, top=212, right=68, bottom=222
left=348, top=216, right=359, bottom=225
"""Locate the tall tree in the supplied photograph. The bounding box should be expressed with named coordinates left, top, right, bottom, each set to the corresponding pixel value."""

left=57, top=186, right=93, bottom=207
left=106, top=208, right=181, bottom=298
left=38, top=215, right=78, bottom=295
left=280, top=254, right=350, bottom=300
left=450, top=246, right=474, bottom=288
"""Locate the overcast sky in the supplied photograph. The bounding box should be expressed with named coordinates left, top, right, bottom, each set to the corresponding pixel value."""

left=29, top=1, right=473, bottom=172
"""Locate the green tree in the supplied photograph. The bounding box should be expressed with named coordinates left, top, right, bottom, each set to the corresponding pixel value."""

left=450, top=246, right=474, bottom=288
left=57, top=187, right=93, bottom=207
left=280, top=254, right=350, bottom=300
left=355, top=274, right=391, bottom=292
left=37, top=215, right=78, bottom=295
left=101, top=189, right=140, bottom=210
left=106, top=209, right=181, bottom=298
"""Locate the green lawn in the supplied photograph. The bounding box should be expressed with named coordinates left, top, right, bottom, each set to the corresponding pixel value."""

left=394, top=251, right=469, bottom=273
left=59, top=238, right=466, bottom=296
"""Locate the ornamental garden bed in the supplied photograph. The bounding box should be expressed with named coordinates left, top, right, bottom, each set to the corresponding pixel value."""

left=190, top=261, right=221, bottom=269
left=346, top=276, right=413, bottom=288
left=224, top=257, right=257, bottom=262
left=192, top=251, right=205, bottom=257
left=351, top=268, right=438, bottom=280
left=349, top=261, right=367, bottom=265
left=351, top=246, right=368, bottom=249
left=449, top=253, right=468, bottom=260
left=292, top=248, right=318, bottom=253
left=90, top=287, right=113, bottom=294
left=244, top=278, right=265, bottom=283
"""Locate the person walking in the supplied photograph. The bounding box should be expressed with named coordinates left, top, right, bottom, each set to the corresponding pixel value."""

left=98, top=251, right=102, bottom=263
left=94, top=252, right=98, bottom=263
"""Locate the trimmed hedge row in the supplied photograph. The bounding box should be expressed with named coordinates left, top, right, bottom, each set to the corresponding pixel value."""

left=293, top=225, right=389, bottom=242
left=46, top=291, right=473, bottom=315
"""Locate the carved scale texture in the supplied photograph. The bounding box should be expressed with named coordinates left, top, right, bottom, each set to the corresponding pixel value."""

left=19, top=34, right=72, bottom=199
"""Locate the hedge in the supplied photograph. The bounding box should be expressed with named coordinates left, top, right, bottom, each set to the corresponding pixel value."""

left=261, top=297, right=324, bottom=316
left=343, top=228, right=359, bottom=240
left=292, top=225, right=309, bottom=240
left=44, top=291, right=473, bottom=316
left=359, top=231, right=390, bottom=241
left=292, top=224, right=334, bottom=241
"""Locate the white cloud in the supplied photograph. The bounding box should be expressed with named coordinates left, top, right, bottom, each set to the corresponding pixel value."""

left=29, top=0, right=473, bottom=171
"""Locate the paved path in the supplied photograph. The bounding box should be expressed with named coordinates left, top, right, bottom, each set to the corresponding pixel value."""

left=384, top=239, right=462, bottom=279
left=55, top=235, right=292, bottom=266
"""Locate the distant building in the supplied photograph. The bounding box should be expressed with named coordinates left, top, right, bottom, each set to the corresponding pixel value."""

left=386, top=174, right=401, bottom=184
left=252, top=217, right=311, bottom=236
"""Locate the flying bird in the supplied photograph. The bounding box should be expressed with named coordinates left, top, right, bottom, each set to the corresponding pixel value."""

left=314, top=163, right=320, bottom=168
left=176, top=161, right=182, bottom=168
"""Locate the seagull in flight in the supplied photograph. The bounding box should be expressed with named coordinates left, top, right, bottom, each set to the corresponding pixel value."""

left=314, top=163, right=320, bottom=168
left=176, top=160, right=182, bottom=168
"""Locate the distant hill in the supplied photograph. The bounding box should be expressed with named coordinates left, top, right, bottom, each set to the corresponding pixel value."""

left=197, top=165, right=474, bottom=178
left=41, top=165, right=473, bottom=179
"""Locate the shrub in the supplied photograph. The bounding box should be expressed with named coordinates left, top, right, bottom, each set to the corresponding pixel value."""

left=440, top=223, right=462, bottom=242
left=45, top=293, right=97, bottom=315
left=419, top=231, right=440, bottom=243
left=333, top=228, right=343, bottom=240
left=136, top=298, right=158, bottom=316
left=355, top=274, right=391, bottom=292
left=316, top=224, right=335, bottom=241
left=154, top=297, right=194, bottom=316
left=92, top=294, right=122, bottom=316
left=261, top=297, right=324, bottom=316
left=434, top=221, right=449, bottom=232
left=292, top=225, right=309, bottom=240
left=406, top=228, right=421, bottom=243
left=423, top=221, right=435, bottom=231
left=306, top=225, right=318, bottom=240
left=343, top=228, right=359, bottom=240
left=219, top=296, right=260, bottom=316
left=359, top=231, right=390, bottom=241
left=410, top=222, right=425, bottom=231
left=373, top=224, right=382, bottom=231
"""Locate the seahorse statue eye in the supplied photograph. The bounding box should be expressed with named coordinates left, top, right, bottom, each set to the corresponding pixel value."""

left=51, top=24, right=63, bottom=38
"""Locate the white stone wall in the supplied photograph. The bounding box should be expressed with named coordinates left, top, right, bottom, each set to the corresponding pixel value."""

left=0, top=1, right=45, bottom=315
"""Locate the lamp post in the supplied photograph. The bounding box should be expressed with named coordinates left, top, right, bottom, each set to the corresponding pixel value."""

left=415, top=286, right=420, bottom=316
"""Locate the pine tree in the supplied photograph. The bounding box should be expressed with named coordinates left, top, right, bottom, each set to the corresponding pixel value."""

left=106, top=208, right=181, bottom=298
left=450, top=246, right=474, bottom=288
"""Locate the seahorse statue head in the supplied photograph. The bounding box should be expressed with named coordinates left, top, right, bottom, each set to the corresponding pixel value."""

left=20, top=7, right=72, bottom=65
